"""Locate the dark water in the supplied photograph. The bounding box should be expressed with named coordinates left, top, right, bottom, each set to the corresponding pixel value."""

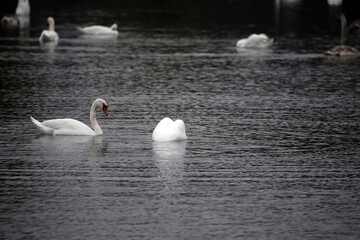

left=1, top=1, right=360, bottom=239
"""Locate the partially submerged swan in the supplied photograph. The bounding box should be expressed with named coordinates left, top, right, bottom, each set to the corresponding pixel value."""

left=76, top=24, right=119, bottom=35
left=15, top=0, right=30, bottom=16
left=39, top=17, right=59, bottom=43
left=31, top=98, right=109, bottom=136
left=236, top=34, right=274, bottom=49
left=324, top=45, right=360, bottom=56
left=152, top=117, right=187, bottom=142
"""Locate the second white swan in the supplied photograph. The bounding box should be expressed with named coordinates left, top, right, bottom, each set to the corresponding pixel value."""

left=30, top=98, right=108, bottom=136
left=77, top=24, right=119, bottom=35
left=39, top=17, right=59, bottom=43
left=236, top=33, right=274, bottom=49
left=152, top=117, right=187, bottom=142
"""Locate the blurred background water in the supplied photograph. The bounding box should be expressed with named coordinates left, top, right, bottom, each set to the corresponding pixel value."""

left=0, top=0, right=360, bottom=239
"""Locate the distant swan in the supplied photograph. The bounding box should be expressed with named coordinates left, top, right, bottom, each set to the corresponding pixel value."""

left=324, top=45, right=360, bottom=56
left=76, top=24, right=119, bottom=35
left=236, top=33, right=274, bottom=48
left=39, top=17, right=59, bottom=43
left=152, top=117, right=187, bottom=142
left=15, top=0, right=30, bottom=16
left=31, top=98, right=109, bottom=136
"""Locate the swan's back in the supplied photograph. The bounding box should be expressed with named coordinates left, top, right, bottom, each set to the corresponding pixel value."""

left=39, top=30, right=59, bottom=42
left=16, top=0, right=30, bottom=16
left=236, top=33, right=273, bottom=48
left=324, top=45, right=360, bottom=56
left=31, top=117, right=95, bottom=136
left=152, top=117, right=187, bottom=142
left=42, top=119, right=95, bottom=135
left=77, top=25, right=119, bottom=35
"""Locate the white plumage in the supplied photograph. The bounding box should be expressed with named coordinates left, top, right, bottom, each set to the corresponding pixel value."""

left=77, top=24, right=119, bottom=36
left=152, top=117, right=187, bottom=142
left=31, top=98, right=109, bottom=136
left=39, top=17, right=59, bottom=43
left=15, top=0, right=30, bottom=16
left=236, top=33, right=274, bottom=49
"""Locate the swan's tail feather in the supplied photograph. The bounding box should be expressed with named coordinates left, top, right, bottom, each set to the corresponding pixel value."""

left=30, top=116, right=54, bottom=135
left=76, top=27, right=85, bottom=33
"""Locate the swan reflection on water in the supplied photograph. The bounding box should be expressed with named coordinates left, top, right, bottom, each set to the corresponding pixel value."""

left=153, top=141, right=186, bottom=179
left=32, top=135, right=107, bottom=155
left=236, top=47, right=273, bottom=56
left=40, top=41, right=58, bottom=53
left=77, top=34, right=119, bottom=43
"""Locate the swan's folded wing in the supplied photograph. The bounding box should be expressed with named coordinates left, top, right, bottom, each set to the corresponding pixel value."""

left=42, top=118, right=94, bottom=135
left=31, top=116, right=55, bottom=135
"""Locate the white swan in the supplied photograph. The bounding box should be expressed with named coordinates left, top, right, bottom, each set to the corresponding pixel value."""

left=39, top=17, right=59, bottom=43
left=152, top=117, right=187, bottom=142
left=76, top=24, right=119, bottom=35
left=30, top=98, right=108, bottom=136
left=236, top=33, right=274, bottom=49
left=15, top=0, right=30, bottom=16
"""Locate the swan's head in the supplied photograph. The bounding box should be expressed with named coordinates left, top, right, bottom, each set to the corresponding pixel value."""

left=94, top=98, right=109, bottom=116
left=111, top=24, right=118, bottom=31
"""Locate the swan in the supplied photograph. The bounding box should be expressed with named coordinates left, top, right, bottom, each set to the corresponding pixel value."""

left=15, top=0, right=30, bottom=16
left=324, top=45, right=360, bottom=56
left=236, top=33, right=274, bottom=49
left=39, top=17, right=59, bottom=43
left=76, top=24, right=119, bottom=35
left=327, top=0, right=342, bottom=6
left=152, top=117, right=187, bottom=142
left=30, top=98, right=109, bottom=136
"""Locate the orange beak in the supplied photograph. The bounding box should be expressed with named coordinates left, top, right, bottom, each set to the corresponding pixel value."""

left=102, top=106, right=108, bottom=116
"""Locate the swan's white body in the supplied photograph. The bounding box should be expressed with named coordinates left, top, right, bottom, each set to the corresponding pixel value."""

left=31, top=98, right=108, bottom=136
left=15, top=0, right=30, bottom=16
left=236, top=34, right=274, bottom=49
left=152, top=117, right=187, bottom=142
left=77, top=24, right=119, bottom=35
left=327, top=0, right=342, bottom=6
left=39, top=17, right=59, bottom=43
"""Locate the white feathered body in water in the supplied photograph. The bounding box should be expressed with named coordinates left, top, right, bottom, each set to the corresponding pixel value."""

left=77, top=24, right=119, bottom=35
left=236, top=33, right=274, bottom=49
left=152, top=117, right=187, bottom=142
left=16, top=0, right=30, bottom=16
left=39, top=17, right=59, bottom=43
left=31, top=98, right=108, bottom=136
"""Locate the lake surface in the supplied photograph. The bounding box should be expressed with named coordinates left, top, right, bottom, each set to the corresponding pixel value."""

left=1, top=1, right=360, bottom=239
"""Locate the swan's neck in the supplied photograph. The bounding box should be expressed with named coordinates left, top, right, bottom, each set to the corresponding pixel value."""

left=49, top=19, right=55, bottom=31
left=90, top=103, right=103, bottom=135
